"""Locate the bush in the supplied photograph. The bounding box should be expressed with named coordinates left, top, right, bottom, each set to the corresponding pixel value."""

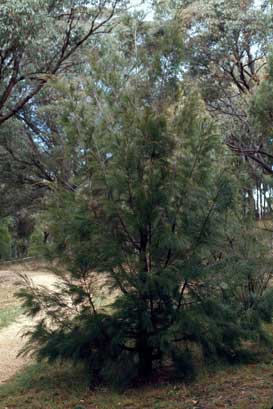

left=0, top=220, right=11, bottom=260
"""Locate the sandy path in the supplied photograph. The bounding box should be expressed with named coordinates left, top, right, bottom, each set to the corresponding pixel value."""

left=0, top=316, right=31, bottom=384
left=0, top=267, right=58, bottom=384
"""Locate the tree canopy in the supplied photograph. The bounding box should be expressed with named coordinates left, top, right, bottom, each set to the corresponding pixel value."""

left=1, top=0, right=273, bottom=386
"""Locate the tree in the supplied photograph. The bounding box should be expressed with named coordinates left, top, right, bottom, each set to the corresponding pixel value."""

left=0, top=220, right=11, bottom=260
left=250, top=53, right=273, bottom=141
left=11, top=211, right=35, bottom=258
left=18, top=22, right=273, bottom=384
left=168, top=0, right=273, bottom=218
left=0, top=0, right=122, bottom=126
left=173, top=1, right=273, bottom=183
left=0, top=0, right=123, bottom=221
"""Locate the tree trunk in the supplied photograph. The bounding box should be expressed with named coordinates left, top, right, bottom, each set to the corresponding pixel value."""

left=137, top=334, right=153, bottom=378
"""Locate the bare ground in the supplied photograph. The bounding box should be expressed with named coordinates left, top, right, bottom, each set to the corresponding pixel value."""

left=0, top=260, right=58, bottom=384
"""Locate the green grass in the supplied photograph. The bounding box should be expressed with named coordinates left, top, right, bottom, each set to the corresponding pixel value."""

left=1, top=361, right=273, bottom=409
left=0, top=305, right=22, bottom=330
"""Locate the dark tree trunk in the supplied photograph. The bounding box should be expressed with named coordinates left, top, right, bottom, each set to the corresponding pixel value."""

left=137, top=334, right=153, bottom=378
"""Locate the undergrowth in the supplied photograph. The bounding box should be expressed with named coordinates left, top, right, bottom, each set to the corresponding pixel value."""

left=0, top=305, right=22, bottom=330
left=1, top=360, right=273, bottom=409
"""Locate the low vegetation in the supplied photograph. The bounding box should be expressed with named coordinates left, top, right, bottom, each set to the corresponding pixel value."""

left=1, top=359, right=273, bottom=409
left=0, top=305, right=22, bottom=330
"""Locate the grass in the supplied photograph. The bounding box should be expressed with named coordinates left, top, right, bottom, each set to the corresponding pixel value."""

left=1, top=360, right=273, bottom=409
left=0, top=305, right=22, bottom=330
left=1, top=261, right=273, bottom=408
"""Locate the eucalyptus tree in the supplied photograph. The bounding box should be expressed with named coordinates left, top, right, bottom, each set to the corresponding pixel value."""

left=0, top=0, right=125, bottom=218
left=179, top=0, right=270, bottom=150
left=0, top=0, right=123, bottom=125
left=174, top=0, right=273, bottom=215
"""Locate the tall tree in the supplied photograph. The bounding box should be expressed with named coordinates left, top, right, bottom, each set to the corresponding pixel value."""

left=0, top=0, right=122, bottom=125
left=175, top=0, right=273, bottom=178
left=18, top=22, right=273, bottom=384
left=0, top=0, right=125, bottom=218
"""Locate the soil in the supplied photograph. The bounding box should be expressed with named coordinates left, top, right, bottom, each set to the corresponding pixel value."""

left=0, top=260, right=58, bottom=384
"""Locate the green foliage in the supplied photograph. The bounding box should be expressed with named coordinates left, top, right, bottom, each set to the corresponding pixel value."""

left=0, top=305, right=21, bottom=329
left=15, top=10, right=273, bottom=387
left=0, top=0, right=124, bottom=222
left=175, top=0, right=273, bottom=189
left=171, top=348, right=198, bottom=381
left=0, top=0, right=123, bottom=123
left=251, top=54, right=273, bottom=136
left=0, top=220, right=11, bottom=260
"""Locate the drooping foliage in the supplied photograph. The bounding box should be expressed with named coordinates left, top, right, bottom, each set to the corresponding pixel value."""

left=0, top=0, right=122, bottom=124
left=173, top=0, right=273, bottom=215
left=0, top=0, right=125, bottom=221
left=17, top=20, right=273, bottom=385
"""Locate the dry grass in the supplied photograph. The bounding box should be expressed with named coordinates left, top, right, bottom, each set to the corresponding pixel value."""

left=1, top=360, right=273, bottom=409
left=0, top=262, right=23, bottom=330
left=0, top=305, right=22, bottom=330
left=0, top=259, right=273, bottom=408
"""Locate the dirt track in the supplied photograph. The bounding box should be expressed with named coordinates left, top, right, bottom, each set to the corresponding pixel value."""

left=0, top=262, right=58, bottom=384
left=0, top=317, right=30, bottom=384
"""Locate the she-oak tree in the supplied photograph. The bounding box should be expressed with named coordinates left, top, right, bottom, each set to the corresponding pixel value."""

left=17, top=23, right=273, bottom=384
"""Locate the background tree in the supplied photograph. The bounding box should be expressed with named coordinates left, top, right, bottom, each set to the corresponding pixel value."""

left=0, top=0, right=125, bottom=232
left=0, top=220, right=12, bottom=260
left=0, top=0, right=122, bottom=125
left=170, top=0, right=273, bottom=216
